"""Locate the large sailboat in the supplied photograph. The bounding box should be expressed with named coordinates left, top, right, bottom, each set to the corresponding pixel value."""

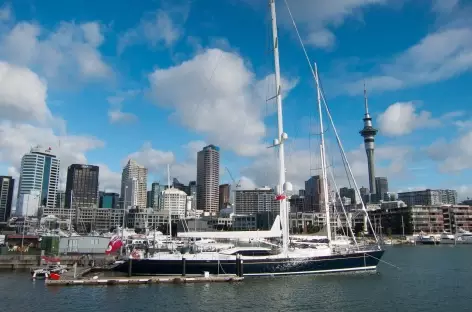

left=112, top=0, right=384, bottom=277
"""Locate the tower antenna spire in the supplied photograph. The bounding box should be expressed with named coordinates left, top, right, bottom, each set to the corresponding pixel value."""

left=359, top=81, right=378, bottom=203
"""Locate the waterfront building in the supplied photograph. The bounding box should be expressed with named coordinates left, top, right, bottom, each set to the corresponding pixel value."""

left=219, top=184, right=230, bottom=210
left=99, top=192, right=119, bottom=208
left=304, top=175, right=326, bottom=212
left=17, top=146, right=60, bottom=212
left=196, top=145, right=220, bottom=214
left=65, top=164, right=99, bottom=209
left=159, top=188, right=188, bottom=219
left=121, top=160, right=147, bottom=209
left=398, top=189, right=457, bottom=206
left=375, top=177, right=389, bottom=202
left=234, top=187, right=278, bottom=215
left=0, top=176, right=14, bottom=222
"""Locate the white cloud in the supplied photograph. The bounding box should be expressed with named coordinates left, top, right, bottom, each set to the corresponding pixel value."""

left=124, top=142, right=175, bottom=172
left=0, top=18, right=112, bottom=83
left=426, top=130, right=472, bottom=172
left=279, top=0, right=389, bottom=49
left=241, top=142, right=412, bottom=192
left=0, top=61, right=52, bottom=123
left=0, top=121, right=110, bottom=191
left=124, top=140, right=206, bottom=184
left=148, top=48, right=297, bottom=157
left=456, top=185, right=472, bottom=201
left=97, top=164, right=121, bottom=193
left=107, top=90, right=140, bottom=124
left=0, top=4, right=11, bottom=21
left=118, top=8, right=187, bottom=53
left=377, top=102, right=441, bottom=136
left=432, top=0, right=460, bottom=14
left=345, top=27, right=472, bottom=94
left=108, top=109, right=138, bottom=124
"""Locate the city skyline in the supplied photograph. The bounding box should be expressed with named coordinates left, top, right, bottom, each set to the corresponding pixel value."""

left=1, top=1, right=472, bottom=203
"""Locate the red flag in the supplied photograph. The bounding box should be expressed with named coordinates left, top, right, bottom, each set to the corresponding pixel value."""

left=275, top=194, right=286, bottom=201
left=105, top=235, right=123, bottom=255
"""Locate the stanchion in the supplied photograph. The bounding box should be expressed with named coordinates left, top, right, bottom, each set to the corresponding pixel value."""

left=236, top=254, right=241, bottom=277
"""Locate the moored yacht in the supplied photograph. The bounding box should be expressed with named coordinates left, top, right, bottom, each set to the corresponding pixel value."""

left=440, top=232, right=455, bottom=245
left=111, top=0, right=384, bottom=277
left=455, top=229, right=472, bottom=244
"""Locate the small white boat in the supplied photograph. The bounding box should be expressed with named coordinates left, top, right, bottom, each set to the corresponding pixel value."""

left=31, top=264, right=67, bottom=280
left=416, top=234, right=438, bottom=245
left=440, top=232, right=455, bottom=245
left=455, top=229, right=472, bottom=244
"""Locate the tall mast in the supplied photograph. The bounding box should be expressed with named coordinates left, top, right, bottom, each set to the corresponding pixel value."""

left=314, top=63, right=332, bottom=244
left=269, top=0, right=289, bottom=255
left=167, top=164, right=172, bottom=240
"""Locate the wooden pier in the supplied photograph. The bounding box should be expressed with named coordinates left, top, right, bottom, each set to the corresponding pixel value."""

left=45, top=275, right=243, bottom=286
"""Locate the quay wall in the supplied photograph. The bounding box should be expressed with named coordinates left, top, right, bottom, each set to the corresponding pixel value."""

left=0, top=254, right=115, bottom=270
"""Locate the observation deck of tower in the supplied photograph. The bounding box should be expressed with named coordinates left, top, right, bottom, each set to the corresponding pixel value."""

left=359, top=84, right=378, bottom=198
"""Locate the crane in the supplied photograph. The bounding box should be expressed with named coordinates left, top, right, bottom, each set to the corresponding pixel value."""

left=225, top=166, right=241, bottom=188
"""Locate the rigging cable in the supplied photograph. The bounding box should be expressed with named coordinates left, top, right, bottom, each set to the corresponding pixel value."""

left=283, top=0, right=379, bottom=242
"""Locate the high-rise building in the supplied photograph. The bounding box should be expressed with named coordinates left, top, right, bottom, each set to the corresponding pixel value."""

left=304, top=175, right=326, bottom=212
left=159, top=188, right=188, bottom=218
left=65, top=164, right=99, bottom=209
left=147, top=190, right=152, bottom=207
left=99, top=192, right=119, bottom=208
left=359, top=186, right=369, bottom=204
left=121, top=159, right=147, bottom=208
left=17, top=146, right=60, bottom=212
left=359, top=85, right=378, bottom=201
left=150, top=182, right=163, bottom=210
left=196, top=145, right=220, bottom=214
left=172, top=178, right=187, bottom=193
left=375, top=177, right=389, bottom=202
left=219, top=184, right=230, bottom=210
left=398, top=189, right=457, bottom=206
left=18, top=190, right=41, bottom=216
left=234, top=187, right=278, bottom=215
left=55, top=190, right=65, bottom=208
left=0, top=176, right=14, bottom=222
left=188, top=181, right=197, bottom=211
left=339, top=187, right=356, bottom=205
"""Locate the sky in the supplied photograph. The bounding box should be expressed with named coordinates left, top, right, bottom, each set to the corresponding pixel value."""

left=1, top=0, right=472, bottom=200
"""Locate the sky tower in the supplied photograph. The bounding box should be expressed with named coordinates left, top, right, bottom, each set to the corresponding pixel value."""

left=359, top=84, right=378, bottom=200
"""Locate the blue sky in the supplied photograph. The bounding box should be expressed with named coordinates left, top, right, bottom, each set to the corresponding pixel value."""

left=0, top=0, right=472, bottom=199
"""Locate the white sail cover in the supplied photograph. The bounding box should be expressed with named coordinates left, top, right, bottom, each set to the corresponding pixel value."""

left=177, top=215, right=282, bottom=239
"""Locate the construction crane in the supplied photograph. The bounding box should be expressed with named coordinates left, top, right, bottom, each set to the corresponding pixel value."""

left=225, top=166, right=241, bottom=188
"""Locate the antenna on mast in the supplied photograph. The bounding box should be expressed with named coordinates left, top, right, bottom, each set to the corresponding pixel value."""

left=363, top=81, right=369, bottom=116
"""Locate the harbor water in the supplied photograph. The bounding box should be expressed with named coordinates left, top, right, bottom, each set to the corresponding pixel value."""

left=1, top=245, right=471, bottom=312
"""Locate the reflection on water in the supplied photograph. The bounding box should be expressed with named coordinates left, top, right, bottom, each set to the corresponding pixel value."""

left=1, top=246, right=471, bottom=312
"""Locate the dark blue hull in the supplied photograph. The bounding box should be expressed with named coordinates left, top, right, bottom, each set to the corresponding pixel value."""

left=114, top=249, right=384, bottom=277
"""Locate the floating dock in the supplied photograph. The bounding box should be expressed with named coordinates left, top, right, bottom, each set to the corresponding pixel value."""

left=45, top=275, right=243, bottom=286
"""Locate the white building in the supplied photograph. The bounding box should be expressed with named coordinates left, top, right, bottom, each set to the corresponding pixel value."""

left=123, top=178, right=138, bottom=209
left=121, top=159, right=147, bottom=208
left=234, top=187, right=278, bottom=215
left=17, top=190, right=41, bottom=216
left=17, top=146, right=60, bottom=211
left=159, top=188, right=188, bottom=218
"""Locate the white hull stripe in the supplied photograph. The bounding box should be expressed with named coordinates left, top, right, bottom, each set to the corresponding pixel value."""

left=244, top=265, right=377, bottom=276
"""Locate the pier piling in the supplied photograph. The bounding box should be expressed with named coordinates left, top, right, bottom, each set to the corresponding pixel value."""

left=182, top=257, right=186, bottom=277
left=128, top=259, right=132, bottom=277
